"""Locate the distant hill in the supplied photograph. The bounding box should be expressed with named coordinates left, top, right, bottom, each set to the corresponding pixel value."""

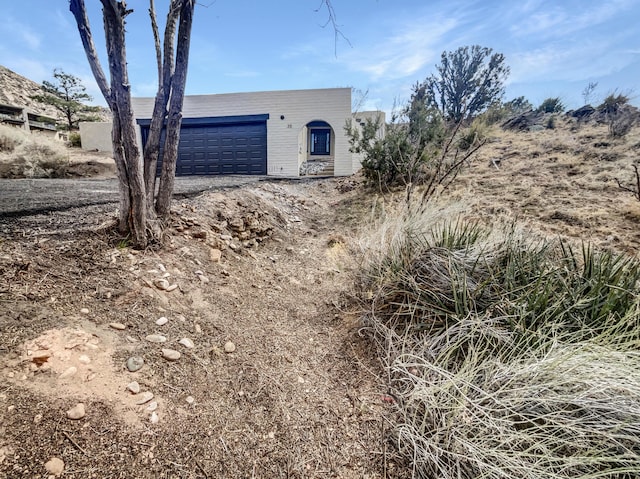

left=0, top=65, right=109, bottom=122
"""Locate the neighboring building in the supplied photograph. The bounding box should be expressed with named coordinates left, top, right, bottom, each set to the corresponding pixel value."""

left=80, top=87, right=385, bottom=177
left=0, top=103, right=57, bottom=137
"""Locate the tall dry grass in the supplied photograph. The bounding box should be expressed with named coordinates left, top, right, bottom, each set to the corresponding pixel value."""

left=356, top=198, right=640, bottom=478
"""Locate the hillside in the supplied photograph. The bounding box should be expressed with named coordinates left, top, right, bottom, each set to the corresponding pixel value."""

left=0, top=66, right=60, bottom=118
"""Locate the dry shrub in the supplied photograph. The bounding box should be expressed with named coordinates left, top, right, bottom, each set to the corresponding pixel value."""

left=0, top=131, right=69, bottom=178
left=357, top=200, right=640, bottom=478
left=0, top=124, right=29, bottom=152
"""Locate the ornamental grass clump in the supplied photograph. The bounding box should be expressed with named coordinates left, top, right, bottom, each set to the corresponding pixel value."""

left=358, top=201, right=640, bottom=478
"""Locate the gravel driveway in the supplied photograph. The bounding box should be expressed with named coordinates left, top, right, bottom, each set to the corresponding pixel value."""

left=0, top=176, right=266, bottom=217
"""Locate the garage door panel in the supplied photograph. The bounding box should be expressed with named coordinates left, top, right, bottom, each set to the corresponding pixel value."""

left=145, top=119, right=267, bottom=176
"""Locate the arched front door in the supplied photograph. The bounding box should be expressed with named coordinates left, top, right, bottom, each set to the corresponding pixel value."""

left=301, top=120, right=335, bottom=176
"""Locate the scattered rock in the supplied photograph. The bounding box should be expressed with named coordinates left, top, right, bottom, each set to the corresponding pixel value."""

left=210, top=248, right=222, bottom=262
left=145, top=334, right=167, bottom=343
left=34, top=413, right=43, bottom=424
left=126, top=356, right=144, bottom=372
left=59, top=366, right=78, bottom=379
left=155, top=317, right=169, bottom=326
left=66, top=403, right=86, bottom=420
left=198, top=274, right=210, bottom=283
left=135, top=392, right=154, bottom=405
left=150, top=411, right=159, bottom=424
left=31, top=350, right=51, bottom=366
left=154, top=279, right=170, bottom=290
left=192, top=230, right=207, bottom=239
left=224, top=341, right=236, bottom=353
left=109, top=322, right=126, bottom=330
left=44, top=457, right=65, bottom=477
left=165, top=284, right=179, bottom=292
left=161, top=348, right=181, bottom=361
left=185, top=396, right=195, bottom=404
left=126, top=381, right=140, bottom=394
left=194, top=323, right=202, bottom=334
left=126, top=335, right=138, bottom=343
left=146, top=401, right=158, bottom=412
left=179, top=338, right=194, bottom=349
left=80, top=308, right=90, bottom=315
left=78, top=355, right=91, bottom=365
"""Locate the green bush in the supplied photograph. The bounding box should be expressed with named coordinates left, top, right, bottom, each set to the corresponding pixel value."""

left=537, top=97, right=565, bottom=113
left=68, top=131, right=82, bottom=147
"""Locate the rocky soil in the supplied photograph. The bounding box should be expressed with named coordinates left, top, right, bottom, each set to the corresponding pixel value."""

left=0, top=177, right=401, bottom=478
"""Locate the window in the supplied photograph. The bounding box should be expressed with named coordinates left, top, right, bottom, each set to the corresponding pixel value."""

left=310, top=129, right=330, bottom=156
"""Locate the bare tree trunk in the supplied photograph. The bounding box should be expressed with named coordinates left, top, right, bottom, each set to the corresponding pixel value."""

left=156, top=1, right=194, bottom=216
left=71, top=0, right=147, bottom=247
left=143, top=0, right=182, bottom=214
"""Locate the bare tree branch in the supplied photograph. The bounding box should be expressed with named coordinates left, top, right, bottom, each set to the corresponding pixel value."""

left=315, top=0, right=351, bottom=56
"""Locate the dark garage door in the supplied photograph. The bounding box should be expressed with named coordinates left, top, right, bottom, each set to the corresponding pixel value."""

left=139, top=114, right=268, bottom=176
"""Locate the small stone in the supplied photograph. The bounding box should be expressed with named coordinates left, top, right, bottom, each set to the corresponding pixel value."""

left=179, top=338, right=194, bottom=349
left=145, top=334, right=167, bottom=343
left=34, top=413, right=43, bottom=424
left=45, top=457, right=65, bottom=476
left=194, top=270, right=204, bottom=276
left=109, top=322, right=126, bottom=330
left=7, top=405, right=15, bottom=413
left=185, top=396, right=195, bottom=404
left=210, top=248, right=222, bottom=262
left=66, top=403, right=86, bottom=420
left=145, top=401, right=158, bottom=412
left=155, top=317, right=169, bottom=326
left=125, top=335, right=138, bottom=343
left=154, top=279, right=170, bottom=290
left=135, top=391, right=154, bottom=405
left=31, top=350, right=51, bottom=365
left=224, top=341, right=236, bottom=353
left=229, top=243, right=239, bottom=251
left=194, top=323, right=202, bottom=334
left=126, top=356, right=144, bottom=372
left=59, top=366, right=78, bottom=379
left=198, top=275, right=210, bottom=283
left=78, top=355, right=91, bottom=364
left=150, top=411, right=159, bottom=424
left=285, top=246, right=295, bottom=253
left=7, top=371, right=15, bottom=378
left=297, top=376, right=305, bottom=384
left=80, top=308, right=90, bottom=315
left=161, top=348, right=181, bottom=361
left=126, top=381, right=140, bottom=394
left=165, top=284, right=178, bottom=292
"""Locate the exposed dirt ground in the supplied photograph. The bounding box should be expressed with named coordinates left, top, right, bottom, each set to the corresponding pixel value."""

left=1, top=117, right=639, bottom=478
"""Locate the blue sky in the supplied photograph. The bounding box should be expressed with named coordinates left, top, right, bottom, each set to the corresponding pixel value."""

left=1, top=0, right=638, bottom=113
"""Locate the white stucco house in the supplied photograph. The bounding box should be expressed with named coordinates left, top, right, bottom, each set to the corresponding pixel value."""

left=80, top=87, right=384, bottom=177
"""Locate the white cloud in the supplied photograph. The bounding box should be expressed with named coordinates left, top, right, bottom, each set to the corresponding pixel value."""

left=3, top=18, right=42, bottom=50
left=341, top=16, right=458, bottom=81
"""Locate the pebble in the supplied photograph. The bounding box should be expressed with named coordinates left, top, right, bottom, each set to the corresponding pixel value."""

left=161, top=348, right=181, bottom=361
left=80, top=308, right=90, bottom=315
left=198, top=275, right=210, bottom=283
left=31, top=350, right=51, bottom=365
left=44, top=457, right=65, bottom=477
left=179, top=338, right=194, bottom=349
left=59, top=366, right=78, bottom=379
left=150, top=411, right=159, bottom=424
left=34, top=413, right=43, bottom=424
left=145, top=334, right=167, bottom=343
left=126, top=335, right=138, bottom=343
left=66, top=403, right=86, bottom=420
left=78, top=355, right=91, bottom=365
left=165, top=284, right=178, bottom=292
left=194, top=323, right=202, bottom=334
left=126, top=356, right=144, bottom=372
left=185, top=396, right=195, bottom=404
left=209, top=248, right=222, bottom=262
left=154, top=279, right=170, bottom=290
left=145, top=401, right=158, bottom=412
left=126, top=381, right=140, bottom=394
left=155, top=317, right=169, bottom=326
left=224, top=341, right=236, bottom=353
left=135, top=392, right=154, bottom=405
left=109, top=322, right=126, bottom=330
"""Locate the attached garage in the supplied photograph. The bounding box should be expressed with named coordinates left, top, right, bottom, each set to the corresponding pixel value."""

left=137, top=114, right=268, bottom=176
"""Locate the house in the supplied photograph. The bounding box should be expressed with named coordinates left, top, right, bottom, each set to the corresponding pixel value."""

left=80, top=87, right=384, bottom=177
left=0, top=103, right=57, bottom=137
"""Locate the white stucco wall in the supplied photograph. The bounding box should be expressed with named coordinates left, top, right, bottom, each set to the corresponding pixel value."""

left=131, top=88, right=353, bottom=177
left=79, top=122, right=113, bottom=152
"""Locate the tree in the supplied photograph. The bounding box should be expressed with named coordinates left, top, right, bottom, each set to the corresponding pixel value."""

left=70, top=0, right=195, bottom=248
left=415, top=45, right=510, bottom=123
left=31, top=69, right=100, bottom=131
left=537, top=97, right=564, bottom=113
